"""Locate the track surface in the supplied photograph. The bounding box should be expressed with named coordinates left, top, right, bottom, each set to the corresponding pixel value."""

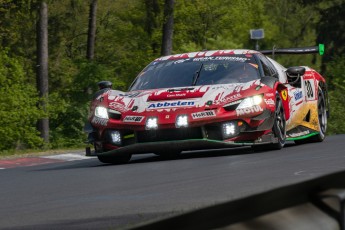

left=0, top=135, right=344, bottom=229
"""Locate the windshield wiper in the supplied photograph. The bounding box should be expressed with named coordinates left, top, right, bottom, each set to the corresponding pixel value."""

left=192, top=63, right=203, bottom=86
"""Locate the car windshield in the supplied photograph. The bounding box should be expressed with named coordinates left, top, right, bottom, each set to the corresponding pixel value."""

left=130, top=54, right=260, bottom=91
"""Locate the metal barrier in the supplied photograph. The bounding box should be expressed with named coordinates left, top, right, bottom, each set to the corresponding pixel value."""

left=130, top=170, right=345, bottom=230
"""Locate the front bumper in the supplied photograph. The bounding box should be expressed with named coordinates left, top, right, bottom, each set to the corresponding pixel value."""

left=90, top=133, right=278, bottom=157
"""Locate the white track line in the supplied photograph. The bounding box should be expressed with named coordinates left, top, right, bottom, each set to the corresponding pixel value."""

left=41, top=153, right=90, bottom=161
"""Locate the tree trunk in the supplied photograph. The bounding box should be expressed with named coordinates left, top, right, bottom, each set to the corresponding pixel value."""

left=37, top=1, right=49, bottom=143
left=145, top=0, right=160, bottom=54
left=87, top=0, right=97, bottom=60
left=161, top=0, right=175, bottom=56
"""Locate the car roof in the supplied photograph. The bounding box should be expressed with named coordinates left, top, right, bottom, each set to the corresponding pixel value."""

left=155, top=49, right=260, bottom=61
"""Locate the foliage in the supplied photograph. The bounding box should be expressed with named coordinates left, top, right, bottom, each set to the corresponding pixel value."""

left=0, top=50, right=43, bottom=151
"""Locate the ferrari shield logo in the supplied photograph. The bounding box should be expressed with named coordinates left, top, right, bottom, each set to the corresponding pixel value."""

left=281, top=89, right=288, bottom=101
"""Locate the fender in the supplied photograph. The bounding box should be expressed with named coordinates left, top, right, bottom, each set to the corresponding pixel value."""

left=276, top=83, right=290, bottom=121
left=261, top=77, right=290, bottom=121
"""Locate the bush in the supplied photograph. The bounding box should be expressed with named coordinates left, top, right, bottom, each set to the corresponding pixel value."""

left=0, top=50, right=43, bottom=152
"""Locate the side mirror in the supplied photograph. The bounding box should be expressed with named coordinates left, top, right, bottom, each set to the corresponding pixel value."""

left=286, top=66, right=305, bottom=87
left=98, top=81, right=112, bottom=90
left=92, top=81, right=113, bottom=100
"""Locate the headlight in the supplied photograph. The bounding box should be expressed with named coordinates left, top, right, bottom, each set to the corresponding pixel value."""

left=109, top=130, right=122, bottom=145
left=95, top=106, right=109, bottom=119
left=146, top=117, right=158, bottom=130
left=176, top=115, right=188, bottom=128
left=222, top=122, right=236, bottom=138
left=236, top=95, right=263, bottom=109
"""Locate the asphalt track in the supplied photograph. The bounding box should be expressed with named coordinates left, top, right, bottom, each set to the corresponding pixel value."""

left=0, top=135, right=345, bottom=230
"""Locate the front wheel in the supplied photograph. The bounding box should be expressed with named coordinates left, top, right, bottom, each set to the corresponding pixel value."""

left=271, top=93, right=287, bottom=149
left=252, top=93, right=286, bottom=151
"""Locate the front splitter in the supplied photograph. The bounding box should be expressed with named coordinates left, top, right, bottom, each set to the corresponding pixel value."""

left=96, top=139, right=267, bottom=157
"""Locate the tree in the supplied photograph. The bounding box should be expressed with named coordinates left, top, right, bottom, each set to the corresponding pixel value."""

left=36, top=1, right=49, bottom=143
left=161, top=0, right=174, bottom=56
left=87, top=0, right=97, bottom=60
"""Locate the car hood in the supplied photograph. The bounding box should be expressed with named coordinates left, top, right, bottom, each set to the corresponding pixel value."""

left=100, top=80, right=263, bottom=113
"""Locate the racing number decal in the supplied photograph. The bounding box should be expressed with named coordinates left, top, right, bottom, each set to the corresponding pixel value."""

left=304, top=80, right=315, bottom=101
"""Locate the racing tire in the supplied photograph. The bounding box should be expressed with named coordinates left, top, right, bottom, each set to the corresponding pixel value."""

left=97, top=153, right=132, bottom=164
left=294, top=87, right=327, bottom=144
left=252, top=93, right=286, bottom=151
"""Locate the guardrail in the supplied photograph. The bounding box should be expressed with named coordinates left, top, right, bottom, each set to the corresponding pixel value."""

left=130, top=170, right=345, bottom=230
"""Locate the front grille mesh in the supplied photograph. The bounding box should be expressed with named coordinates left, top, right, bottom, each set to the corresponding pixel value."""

left=136, top=127, right=203, bottom=143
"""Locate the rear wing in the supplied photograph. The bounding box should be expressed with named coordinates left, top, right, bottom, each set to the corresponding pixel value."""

left=260, top=44, right=324, bottom=56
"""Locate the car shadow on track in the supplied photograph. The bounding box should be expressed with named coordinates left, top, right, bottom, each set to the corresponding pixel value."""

left=35, top=142, right=299, bottom=171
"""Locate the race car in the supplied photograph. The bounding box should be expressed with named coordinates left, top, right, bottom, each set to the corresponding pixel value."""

left=84, top=45, right=328, bottom=164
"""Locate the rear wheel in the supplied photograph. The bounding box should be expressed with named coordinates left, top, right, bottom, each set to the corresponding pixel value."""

left=295, top=87, right=327, bottom=144
left=97, top=153, right=132, bottom=164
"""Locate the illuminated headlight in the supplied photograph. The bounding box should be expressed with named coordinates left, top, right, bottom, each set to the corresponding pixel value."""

left=237, top=95, right=263, bottom=109
left=146, top=117, right=158, bottom=130
left=95, top=106, right=109, bottom=119
left=109, top=130, right=121, bottom=145
left=176, top=115, right=188, bottom=128
left=222, top=122, right=237, bottom=139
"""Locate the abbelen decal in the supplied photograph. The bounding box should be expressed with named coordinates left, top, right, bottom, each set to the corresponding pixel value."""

left=148, top=101, right=195, bottom=109
left=123, top=116, right=144, bottom=123
left=192, top=110, right=216, bottom=119
left=236, top=105, right=263, bottom=116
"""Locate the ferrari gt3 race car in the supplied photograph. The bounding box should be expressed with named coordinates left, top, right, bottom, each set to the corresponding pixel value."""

left=85, top=45, right=329, bottom=164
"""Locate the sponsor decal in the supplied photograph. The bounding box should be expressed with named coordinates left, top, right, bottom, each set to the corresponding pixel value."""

left=191, top=110, right=216, bottom=119
left=281, top=89, right=288, bottom=101
left=148, top=101, right=195, bottom=109
left=294, top=90, right=303, bottom=101
left=264, top=98, right=275, bottom=105
left=193, top=56, right=248, bottom=62
left=219, top=93, right=242, bottom=104
left=288, top=130, right=310, bottom=138
left=265, top=93, right=274, bottom=97
left=167, top=93, right=186, bottom=98
left=91, top=117, right=108, bottom=126
left=236, top=105, right=263, bottom=116
left=123, top=116, right=144, bottom=123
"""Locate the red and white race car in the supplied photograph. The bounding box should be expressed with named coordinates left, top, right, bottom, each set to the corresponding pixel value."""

left=85, top=45, right=328, bottom=164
